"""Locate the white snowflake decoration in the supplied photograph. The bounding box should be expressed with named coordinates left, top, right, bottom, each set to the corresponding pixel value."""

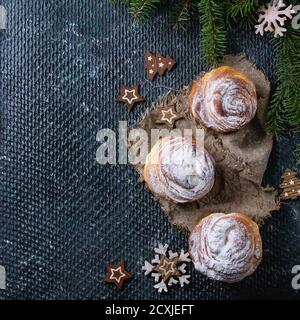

left=255, top=0, right=295, bottom=37
left=142, top=243, right=191, bottom=293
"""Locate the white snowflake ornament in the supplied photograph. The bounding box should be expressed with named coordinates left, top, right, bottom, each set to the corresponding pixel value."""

left=142, top=243, right=191, bottom=293
left=255, top=0, right=295, bottom=37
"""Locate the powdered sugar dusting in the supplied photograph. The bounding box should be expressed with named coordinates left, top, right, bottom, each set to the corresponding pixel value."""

left=145, top=137, right=215, bottom=203
left=191, top=67, right=257, bottom=132
left=189, top=213, right=262, bottom=283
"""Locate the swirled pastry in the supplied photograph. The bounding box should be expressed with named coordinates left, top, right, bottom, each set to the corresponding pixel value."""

left=144, top=136, right=215, bottom=203
left=189, top=66, right=257, bottom=133
left=189, top=213, right=262, bottom=283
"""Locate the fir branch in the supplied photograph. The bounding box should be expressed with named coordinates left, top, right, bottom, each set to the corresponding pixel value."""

left=129, top=0, right=161, bottom=20
left=170, top=0, right=197, bottom=31
left=267, top=25, right=300, bottom=135
left=226, top=0, right=262, bottom=27
left=267, top=85, right=288, bottom=137
left=198, top=0, right=226, bottom=66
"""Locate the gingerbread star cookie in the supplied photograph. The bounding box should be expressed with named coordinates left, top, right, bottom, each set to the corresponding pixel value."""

left=154, top=255, right=181, bottom=282
left=154, top=105, right=184, bottom=128
left=142, top=243, right=191, bottom=293
left=117, top=85, right=144, bottom=111
left=105, top=260, right=132, bottom=289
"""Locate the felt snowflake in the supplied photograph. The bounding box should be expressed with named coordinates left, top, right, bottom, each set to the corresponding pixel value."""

left=142, top=244, right=191, bottom=293
left=255, top=0, right=295, bottom=37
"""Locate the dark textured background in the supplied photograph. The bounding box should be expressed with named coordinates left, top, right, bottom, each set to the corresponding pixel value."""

left=0, top=0, right=300, bottom=300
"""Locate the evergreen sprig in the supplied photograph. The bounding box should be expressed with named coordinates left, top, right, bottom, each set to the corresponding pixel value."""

left=267, top=25, right=300, bottom=145
left=268, top=0, right=300, bottom=163
left=266, top=85, right=287, bottom=138
left=170, top=0, right=197, bottom=31
left=226, top=0, right=262, bottom=27
left=129, top=0, right=161, bottom=20
left=198, top=0, right=226, bottom=66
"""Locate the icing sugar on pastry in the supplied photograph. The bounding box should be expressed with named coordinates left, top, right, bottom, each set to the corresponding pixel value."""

left=189, top=213, right=262, bottom=283
left=144, top=136, right=215, bottom=203
left=189, top=66, right=257, bottom=133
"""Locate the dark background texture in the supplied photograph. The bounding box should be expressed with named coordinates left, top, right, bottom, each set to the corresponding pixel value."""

left=0, top=0, right=300, bottom=300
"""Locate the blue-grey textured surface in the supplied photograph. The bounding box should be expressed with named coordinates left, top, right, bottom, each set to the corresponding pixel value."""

left=0, top=0, right=300, bottom=300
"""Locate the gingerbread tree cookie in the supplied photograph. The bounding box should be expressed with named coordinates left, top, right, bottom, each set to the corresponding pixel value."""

left=280, top=169, right=300, bottom=200
left=145, top=51, right=176, bottom=81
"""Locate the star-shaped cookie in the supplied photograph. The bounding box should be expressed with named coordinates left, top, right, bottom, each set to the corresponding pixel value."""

left=154, top=105, right=184, bottom=128
left=154, top=256, right=181, bottom=282
left=105, top=260, right=132, bottom=289
left=117, top=85, right=144, bottom=111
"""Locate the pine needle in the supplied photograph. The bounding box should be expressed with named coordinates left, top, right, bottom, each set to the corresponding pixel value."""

left=129, top=0, right=161, bottom=20
left=226, top=0, right=263, bottom=27
left=267, top=85, right=288, bottom=137
left=198, top=0, right=227, bottom=66
left=267, top=25, right=300, bottom=135
left=170, top=0, right=197, bottom=31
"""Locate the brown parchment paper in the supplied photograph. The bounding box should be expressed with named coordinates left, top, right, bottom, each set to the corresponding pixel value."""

left=129, top=53, right=280, bottom=231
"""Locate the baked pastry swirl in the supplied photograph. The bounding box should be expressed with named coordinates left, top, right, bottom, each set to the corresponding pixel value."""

left=144, top=136, right=215, bottom=203
left=189, top=213, right=262, bottom=283
left=189, top=66, right=257, bottom=133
